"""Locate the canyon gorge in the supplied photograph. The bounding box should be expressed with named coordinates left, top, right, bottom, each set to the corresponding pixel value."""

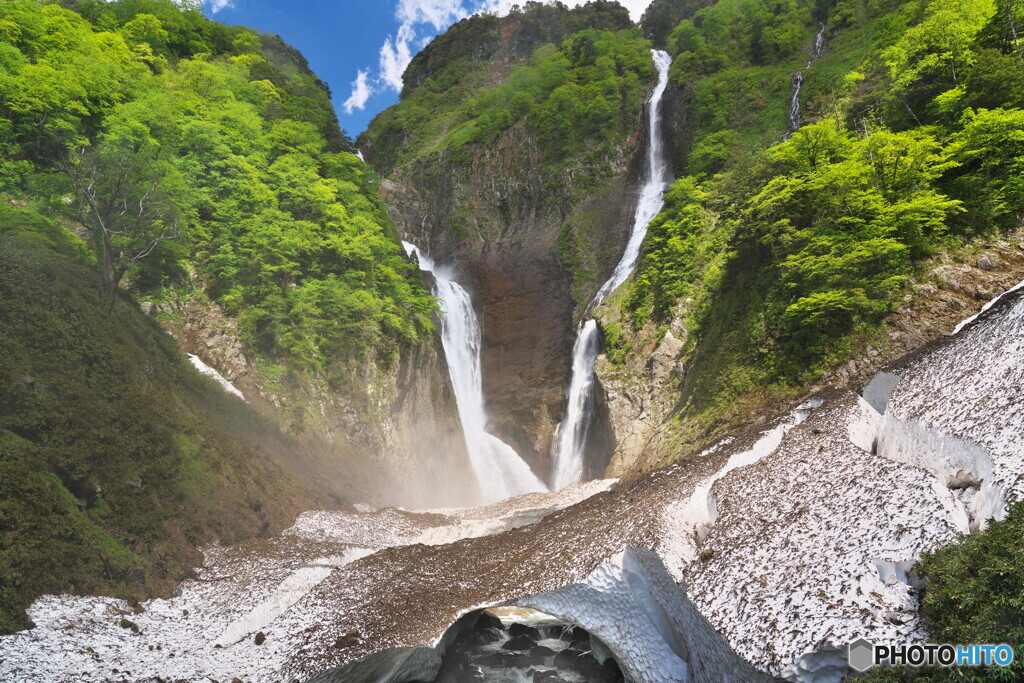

left=2, top=0, right=1024, bottom=681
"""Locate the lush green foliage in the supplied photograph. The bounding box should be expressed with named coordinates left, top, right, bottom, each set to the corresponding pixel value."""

left=614, top=0, right=1024, bottom=426
left=629, top=121, right=961, bottom=362
left=917, top=502, right=1024, bottom=679
left=359, top=3, right=652, bottom=173
left=0, top=0, right=435, bottom=370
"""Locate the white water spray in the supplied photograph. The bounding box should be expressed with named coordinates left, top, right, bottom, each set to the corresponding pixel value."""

left=403, top=242, right=547, bottom=504
left=549, top=50, right=673, bottom=490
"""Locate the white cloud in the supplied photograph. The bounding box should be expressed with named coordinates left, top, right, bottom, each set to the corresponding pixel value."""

left=343, top=69, right=373, bottom=113
left=378, top=24, right=416, bottom=92
left=206, top=0, right=234, bottom=13
left=397, top=0, right=471, bottom=31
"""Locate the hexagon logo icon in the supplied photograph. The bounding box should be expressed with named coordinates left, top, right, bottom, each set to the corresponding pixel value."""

left=848, top=638, right=875, bottom=672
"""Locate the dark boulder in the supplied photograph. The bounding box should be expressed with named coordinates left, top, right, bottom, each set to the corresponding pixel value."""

left=473, top=611, right=504, bottom=632
left=501, top=634, right=536, bottom=652
left=508, top=622, right=542, bottom=640
left=553, top=647, right=583, bottom=670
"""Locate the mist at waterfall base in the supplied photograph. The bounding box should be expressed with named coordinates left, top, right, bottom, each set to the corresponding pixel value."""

left=549, top=49, right=674, bottom=491
left=403, top=241, right=548, bottom=505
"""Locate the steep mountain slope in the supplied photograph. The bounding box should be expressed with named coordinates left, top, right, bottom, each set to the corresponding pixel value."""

left=0, top=0, right=475, bottom=632
left=0, top=209, right=334, bottom=633
left=4, top=284, right=1021, bottom=681
left=362, top=0, right=1024, bottom=487
left=588, top=0, right=1024, bottom=475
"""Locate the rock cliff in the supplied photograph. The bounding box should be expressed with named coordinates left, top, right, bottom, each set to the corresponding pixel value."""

left=155, top=292, right=475, bottom=509
left=363, top=5, right=656, bottom=479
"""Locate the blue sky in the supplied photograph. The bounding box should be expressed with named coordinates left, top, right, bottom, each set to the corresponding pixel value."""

left=200, top=0, right=654, bottom=138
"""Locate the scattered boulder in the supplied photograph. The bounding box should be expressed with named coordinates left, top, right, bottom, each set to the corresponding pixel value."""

left=529, top=645, right=557, bottom=659
left=576, top=651, right=618, bottom=682
left=473, top=611, right=504, bottom=632
left=253, top=632, right=265, bottom=646
left=334, top=629, right=359, bottom=649
left=478, top=651, right=517, bottom=667
left=553, top=647, right=582, bottom=670
left=507, top=622, right=542, bottom=640
left=567, top=626, right=589, bottom=646
left=501, top=634, right=535, bottom=652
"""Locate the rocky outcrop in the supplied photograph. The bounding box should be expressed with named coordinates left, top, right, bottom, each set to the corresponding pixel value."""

left=153, top=294, right=475, bottom=509
left=594, top=315, right=687, bottom=477
left=594, top=230, right=1024, bottom=479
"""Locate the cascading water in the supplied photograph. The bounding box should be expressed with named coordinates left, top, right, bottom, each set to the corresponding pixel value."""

left=786, top=22, right=827, bottom=135
left=549, top=49, right=673, bottom=491
left=403, top=241, right=547, bottom=504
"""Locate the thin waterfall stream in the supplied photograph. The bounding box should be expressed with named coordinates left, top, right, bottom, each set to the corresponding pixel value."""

left=786, top=22, right=826, bottom=136
left=549, top=49, right=674, bottom=491
left=403, top=241, right=547, bottom=504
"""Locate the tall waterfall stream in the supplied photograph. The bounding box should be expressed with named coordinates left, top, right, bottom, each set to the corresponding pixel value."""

left=549, top=49, right=674, bottom=490
left=402, top=242, right=547, bottom=504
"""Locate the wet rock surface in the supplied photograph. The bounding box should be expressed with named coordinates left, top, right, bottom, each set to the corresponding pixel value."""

left=431, top=609, right=624, bottom=683
left=159, top=291, right=476, bottom=509
left=378, top=123, right=645, bottom=479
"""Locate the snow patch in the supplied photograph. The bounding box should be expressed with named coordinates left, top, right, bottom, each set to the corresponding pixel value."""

left=187, top=353, right=246, bottom=401
left=659, top=399, right=821, bottom=579
left=875, top=414, right=1003, bottom=531
left=847, top=396, right=882, bottom=454
left=520, top=548, right=770, bottom=683
left=862, top=370, right=901, bottom=414
left=214, top=548, right=373, bottom=647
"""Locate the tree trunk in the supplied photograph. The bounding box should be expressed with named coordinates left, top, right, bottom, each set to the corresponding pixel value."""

left=102, top=232, right=116, bottom=314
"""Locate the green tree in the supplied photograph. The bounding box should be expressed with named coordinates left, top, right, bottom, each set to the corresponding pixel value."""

left=59, top=120, right=186, bottom=312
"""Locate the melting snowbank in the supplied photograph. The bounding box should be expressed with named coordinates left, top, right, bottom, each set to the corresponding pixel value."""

left=187, top=353, right=246, bottom=401
left=0, top=480, right=614, bottom=682
left=521, top=548, right=769, bottom=683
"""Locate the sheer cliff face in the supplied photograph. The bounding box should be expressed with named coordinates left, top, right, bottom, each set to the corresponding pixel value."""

left=378, top=135, right=642, bottom=478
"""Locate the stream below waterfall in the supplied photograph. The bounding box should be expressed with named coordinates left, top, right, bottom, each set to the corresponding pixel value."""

left=549, top=48, right=674, bottom=490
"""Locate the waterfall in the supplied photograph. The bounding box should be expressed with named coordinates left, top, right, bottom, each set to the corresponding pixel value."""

left=549, top=49, right=674, bottom=490
left=403, top=241, right=548, bottom=504
left=786, top=22, right=827, bottom=135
